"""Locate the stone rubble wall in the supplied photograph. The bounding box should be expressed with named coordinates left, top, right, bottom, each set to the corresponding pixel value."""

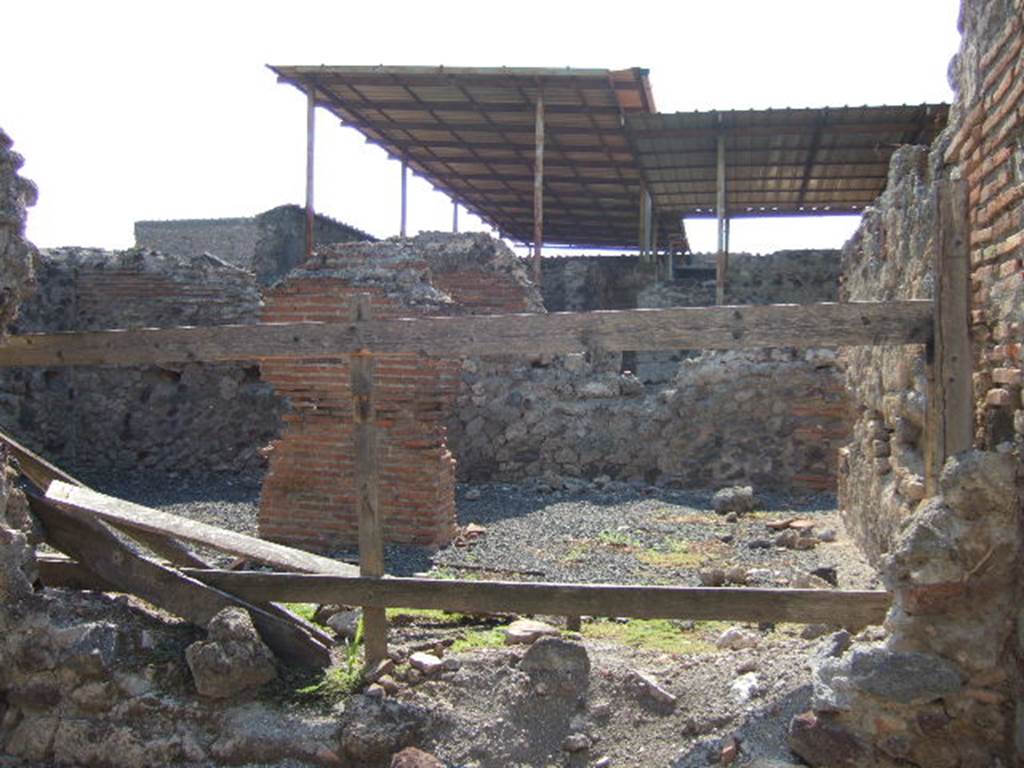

left=0, top=248, right=283, bottom=478
left=136, top=204, right=374, bottom=286
left=790, top=1, right=1024, bottom=765
left=259, top=232, right=542, bottom=551
left=540, top=249, right=840, bottom=313
left=449, top=348, right=850, bottom=492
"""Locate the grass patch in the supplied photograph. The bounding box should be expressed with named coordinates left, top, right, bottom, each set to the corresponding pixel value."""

left=597, top=529, right=641, bottom=548
left=661, top=513, right=720, bottom=525
left=563, top=540, right=592, bottom=563
left=294, top=620, right=365, bottom=705
left=450, top=626, right=507, bottom=653
left=282, top=603, right=319, bottom=623
left=583, top=618, right=729, bottom=655
left=636, top=540, right=707, bottom=569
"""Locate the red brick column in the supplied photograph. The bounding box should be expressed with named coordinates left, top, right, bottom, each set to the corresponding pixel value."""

left=259, top=279, right=458, bottom=550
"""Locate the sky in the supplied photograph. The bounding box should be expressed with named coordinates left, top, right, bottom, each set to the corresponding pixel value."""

left=2, top=1, right=962, bottom=256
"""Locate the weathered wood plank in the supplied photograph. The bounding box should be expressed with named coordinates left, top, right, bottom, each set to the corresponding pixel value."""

left=36, top=553, right=119, bottom=591
left=180, top=571, right=891, bottom=630
left=0, top=301, right=934, bottom=368
left=30, top=496, right=332, bottom=667
left=45, top=481, right=358, bottom=577
left=925, top=175, right=974, bottom=493
left=350, top=294, right=387, bottom=662
left=4, top=431, right=326, bottom=643
left=0, top=428, right=209, bottom=568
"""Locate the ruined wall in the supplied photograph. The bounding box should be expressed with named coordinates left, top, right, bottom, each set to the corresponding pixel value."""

left=0, top=249, right=282, bottom=478
left=133, top=217, right=257, bottom=270
left=136, top=205, right=374, bottom=286
left=540, top=249, right=840, bottom=313
left=451, top=247, right=850, bottom=489
left=790, top=2, right=1024, bottom=765
left=259, top=233, right=542, bottom=551
left=450, top=348, right=849, bottom=492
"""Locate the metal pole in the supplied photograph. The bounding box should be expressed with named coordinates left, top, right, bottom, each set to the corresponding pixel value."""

left=452, top=201, right=459, bottom=233
left=715, top=132, right=727, bottom=305
left=532, top=93, right=545, bottom=286
left=305, top=86, right=316, bottom=260
left=400, top=161, right=408, bottom=238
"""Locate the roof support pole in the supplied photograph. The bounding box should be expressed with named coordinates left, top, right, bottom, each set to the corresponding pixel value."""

left=400, top=161, right=408, bottom=237
left=452, top=202, right=459, bottom=233
left=305, top=86, right=317, bottom=261
left=532, top=93, right=545, bottom=286
left=715, top=133, right=728, bottom=305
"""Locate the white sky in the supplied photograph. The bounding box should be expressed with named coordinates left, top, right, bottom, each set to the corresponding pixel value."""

left=2, top=1, right=961, bottom=256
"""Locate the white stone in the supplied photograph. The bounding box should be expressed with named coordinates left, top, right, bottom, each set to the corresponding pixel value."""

left=504, top=618, right=560, bottom=645
left=716, top=627, right=760, bottom=651
left=730, top=672, right=762, bottom=704
left=409, top=652, right=444, bottom=675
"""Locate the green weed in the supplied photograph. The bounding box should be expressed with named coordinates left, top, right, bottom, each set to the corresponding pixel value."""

left=582, top=618, right=728, bottom=655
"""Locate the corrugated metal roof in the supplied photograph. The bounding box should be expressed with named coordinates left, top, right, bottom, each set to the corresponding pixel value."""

left=270, top=65, right=659, bottom=250
left=627, top=104, right=948, bottom=218
left=271, top=65, right=949, bottom=248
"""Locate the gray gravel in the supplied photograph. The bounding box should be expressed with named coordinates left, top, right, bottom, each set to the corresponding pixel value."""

left=90, top=475, right=879, bottom=591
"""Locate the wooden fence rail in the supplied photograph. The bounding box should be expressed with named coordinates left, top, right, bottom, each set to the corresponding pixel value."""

left=0, top=300, right=933, bottom=367
left=2, top=294, right=950, bottom=662
left=34, top=558, right=889, bottom=631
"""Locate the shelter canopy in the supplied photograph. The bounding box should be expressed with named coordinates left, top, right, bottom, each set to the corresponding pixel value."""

left=271, top=64, right=949, bottom=250
left=627, top=104, right=949, bottom=220
left=270, top=65, right=659, bottom=249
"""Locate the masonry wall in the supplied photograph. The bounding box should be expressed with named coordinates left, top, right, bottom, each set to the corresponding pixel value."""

left=0, top=249, right=282, bottom=478
left=451, top=248, right=850, bottom=490
left=450, top=348, right=850, bottom=491
left=258, top=233, right=542, bottom=551
left=539, top=249, right=840, bottom=313
left=136, top=205, right=373, bottom=286
left=788, top=2, right=1024, bottom=765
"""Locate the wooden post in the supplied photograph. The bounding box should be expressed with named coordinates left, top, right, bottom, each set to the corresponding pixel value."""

left=305, top=86, right=316, bottom=261
left=350, top=293, right=387, bottom=662
left=925, top=174, right=973, bottom=494
left=715, top=133, right=728, bottom=305
left=400, top=161, right=408, bottom=238
left=532, top=93, right=545, bottom=286
left=452, top=201, right=459, bottom=233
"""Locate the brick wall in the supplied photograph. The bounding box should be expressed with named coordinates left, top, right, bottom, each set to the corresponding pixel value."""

left=944, top=8, right=1024, bottom=450
left=257, top=233, right=540, bottom=551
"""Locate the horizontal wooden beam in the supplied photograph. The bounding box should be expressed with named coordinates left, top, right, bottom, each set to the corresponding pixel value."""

left=0, top=301, right=933, bottom=367
left=181, top=570, right=890, bottom=630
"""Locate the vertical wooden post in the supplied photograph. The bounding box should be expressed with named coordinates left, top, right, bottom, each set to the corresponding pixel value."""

left=715, top=133, right=728, bottom=305
left=400, top=161, right=408, bottom=238
left=638, top=186, right=648, bottom=259
left=532, top=93, right=545, bottom=286
left=350, top=293, right=387, bottom=662
left=305, top=86, right=317, bottom=261
left=452, top=201, right=459, bottom=233
left=925, top=174, right=973, bottom=494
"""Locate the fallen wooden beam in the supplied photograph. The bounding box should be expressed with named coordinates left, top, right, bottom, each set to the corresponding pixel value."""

left=36, top=553, right=119, bottom=591
left=0, top=428, right=210, bottom=568
left=46, top=481, right=358, bottom=577
left=0, top=300, right=934, bottom=367
left=4, top=429, right=328, bottom=645
left=181, top=570, right=891, bottom=630
left=30, top=496, right=333, bottom=668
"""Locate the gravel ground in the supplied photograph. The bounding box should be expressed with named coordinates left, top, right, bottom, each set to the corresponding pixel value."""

left=82, top=474, right=884, bottom=767
left=94, top=475, right=879, bottom=591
